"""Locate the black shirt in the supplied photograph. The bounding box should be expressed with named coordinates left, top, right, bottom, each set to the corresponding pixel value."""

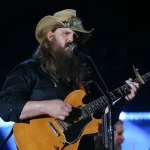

left=0, top=58, right=76, bottom=122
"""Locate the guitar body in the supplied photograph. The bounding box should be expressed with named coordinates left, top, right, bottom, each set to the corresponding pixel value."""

left=13, top=90, right=102, bottom=150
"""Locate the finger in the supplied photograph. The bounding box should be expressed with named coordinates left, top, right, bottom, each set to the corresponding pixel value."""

left=64, top=103, right=72, bottom=112
left=125, top=95, right=130, bottom=101
left=129, top=78, right=133, bottom=81
left=63, top=107, right=72, bottom=113
left=61, top=111, right=69, bottom=117
left=126, top=80, right=137, bottom=93
left=125, top=89, right=135, bottom=100
left=133, top=82, right=140, bottom=89
left=65, top=103, right=72, bottom=109
left=128, top=78, right=140, bottom=89
left=130, top=89, right=136, bottom=97
left=58, top=115, right=65, bottom=120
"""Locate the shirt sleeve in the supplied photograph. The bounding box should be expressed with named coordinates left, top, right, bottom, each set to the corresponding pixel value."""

left=0, top=64, right=34, bottom=123
left=112, top=97, right=128, bottom=123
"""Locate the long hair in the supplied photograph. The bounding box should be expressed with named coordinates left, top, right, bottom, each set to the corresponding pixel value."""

left=33, top=38, right=90, bottom=84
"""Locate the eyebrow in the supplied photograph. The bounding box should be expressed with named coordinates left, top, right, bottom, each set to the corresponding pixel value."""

left=63, top=30, right=79, bottom=37
left=63, top=30, right=76, bottom=34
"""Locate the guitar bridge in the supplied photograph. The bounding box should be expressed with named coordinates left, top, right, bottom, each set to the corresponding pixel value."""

left=48, top=122, right=60, bottom=137
left=55, top=119, right=66, bottom=132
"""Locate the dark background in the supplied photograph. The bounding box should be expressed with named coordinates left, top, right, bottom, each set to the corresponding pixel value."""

left=0, top=1, right=150, bottom=112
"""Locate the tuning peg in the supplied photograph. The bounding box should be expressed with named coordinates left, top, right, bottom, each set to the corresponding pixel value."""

left=133, top=65, right=145, bottom=84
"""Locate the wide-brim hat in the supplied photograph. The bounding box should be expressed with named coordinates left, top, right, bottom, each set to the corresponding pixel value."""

left=35, top=9, right=94, bottom=44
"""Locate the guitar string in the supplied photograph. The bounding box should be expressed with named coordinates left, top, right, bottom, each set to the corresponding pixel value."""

left=83, top=72, right=150, bottom=114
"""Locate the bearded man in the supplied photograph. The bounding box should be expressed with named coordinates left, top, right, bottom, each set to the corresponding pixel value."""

left=0, top=9, right=139, bottom=150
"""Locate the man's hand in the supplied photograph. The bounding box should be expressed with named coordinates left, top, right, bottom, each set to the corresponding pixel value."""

left=19, top=100, right=72, bottom=121
left=43, top=100, right=72, bottom=120
left=125, top=78, right=140, bottom=101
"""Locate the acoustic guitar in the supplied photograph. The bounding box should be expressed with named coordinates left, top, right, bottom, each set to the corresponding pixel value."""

left=13, top=70, right=150, bottom=150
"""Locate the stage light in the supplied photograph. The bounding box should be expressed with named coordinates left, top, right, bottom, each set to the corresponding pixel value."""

left=119, top=111, right=126, bottom=120
left=119, top=112, right=150, bottom=120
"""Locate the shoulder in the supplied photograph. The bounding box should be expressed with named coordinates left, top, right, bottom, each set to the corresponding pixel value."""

left=11, top=58, right=40, bottom=73
left=1, top=58, right=40, bottom=89
left=19, top=58, right=40, bottom=68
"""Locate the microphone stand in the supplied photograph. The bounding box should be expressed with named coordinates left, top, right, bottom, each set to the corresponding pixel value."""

left=83, top=54, right=115, bottom=150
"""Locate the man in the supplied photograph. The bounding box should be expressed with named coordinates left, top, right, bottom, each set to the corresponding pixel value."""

left=114, top=120, right=124, bottom=150
left=94, top=120, right=124, bottom=150
left=0, top=9, right=139, bottom=150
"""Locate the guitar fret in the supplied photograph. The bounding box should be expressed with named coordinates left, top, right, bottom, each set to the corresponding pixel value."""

left=147, top=72, right=150, bottom=77
left=100, top=99, right=106, bottom=106
left=97, top=99, right=104, bottom=107
left=135, top=78, right=141, bottom=84
left=89, top=104, right=95, bottom=113
left=96, top=99, right=101, bottom=107
left=94, top=100, right=102, bottom=111
left=123, top=84, right=130, bottom=94
left=95, top=101, right=101, bottom=109
left=124, top=84, right=130, bottom=92
left=84, top=105, right=92, bottom=114
left=122, top=85, right=127, bottom=93
left=145, top=74, right=150, bottom=78
left=109, top=92, right=116, bottom=100
left=101, top=100, right=106, bottom=106
left=82, top=107, right=89, bottom=115
left=121, top=86, right=127, bottom=94
left=93, top=100, right=100, bottom=109
left=117, top=88, right=123, bottom=96
left=101, top=96, right=108, bottom=104
left=142, top=75, right=147, bottom=81
left=90, top=102, right=97, bottom=112
left=146, top=73, right=150, bottom=79
left=88, top=103, right=96, bottom=112
left=97, top=102, right=103, bottom=110
left=98, top=100, right=105, bottom=107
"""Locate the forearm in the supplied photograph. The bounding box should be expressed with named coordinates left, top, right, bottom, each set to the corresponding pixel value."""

left=19, top=100, right=47, bottom=120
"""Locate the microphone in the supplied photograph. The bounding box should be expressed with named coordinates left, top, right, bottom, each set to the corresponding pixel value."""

left=68, top=44, right=90, bottom=59
left=68, top=43, right=79, bottom=55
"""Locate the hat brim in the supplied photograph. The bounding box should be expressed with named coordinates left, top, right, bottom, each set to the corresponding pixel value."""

left=72, top=28, right=94, bottom=44
left=35, top=16, right=66, bottom=43
left=35, top=15, right=94, bottom=44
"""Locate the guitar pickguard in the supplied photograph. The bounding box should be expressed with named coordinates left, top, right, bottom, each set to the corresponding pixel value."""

left=63, top=116, right=92, bottom=144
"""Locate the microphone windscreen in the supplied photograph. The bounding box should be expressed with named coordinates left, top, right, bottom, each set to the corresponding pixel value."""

left=68, top=44, right=78, bottom=54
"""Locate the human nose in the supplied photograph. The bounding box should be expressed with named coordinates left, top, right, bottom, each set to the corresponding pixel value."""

left=121, top=136, right=125, bottom=142
left=67, top=34, right=74, bottom=43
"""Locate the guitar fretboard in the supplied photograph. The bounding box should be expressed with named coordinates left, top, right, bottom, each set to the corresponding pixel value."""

left=82, top=72, right=150, bottom=114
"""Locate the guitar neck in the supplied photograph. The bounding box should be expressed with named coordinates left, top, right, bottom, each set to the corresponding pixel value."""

left=83, top=72, right=150, bottom=114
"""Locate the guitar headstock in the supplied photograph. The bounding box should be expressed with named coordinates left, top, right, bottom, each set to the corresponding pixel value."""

left=133, top=65, right=145, bottom=84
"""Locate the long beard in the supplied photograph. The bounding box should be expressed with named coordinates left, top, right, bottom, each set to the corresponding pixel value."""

left=39, top=39, right=83, bottom=84
left=52, top=49, right=82, bottom=83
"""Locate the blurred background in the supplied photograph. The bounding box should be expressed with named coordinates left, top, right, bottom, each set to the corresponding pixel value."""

left=0, top=0, right=150, bottom=149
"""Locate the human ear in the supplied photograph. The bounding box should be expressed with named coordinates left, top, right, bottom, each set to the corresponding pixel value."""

left=47, top=31, right=53, bottom=41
